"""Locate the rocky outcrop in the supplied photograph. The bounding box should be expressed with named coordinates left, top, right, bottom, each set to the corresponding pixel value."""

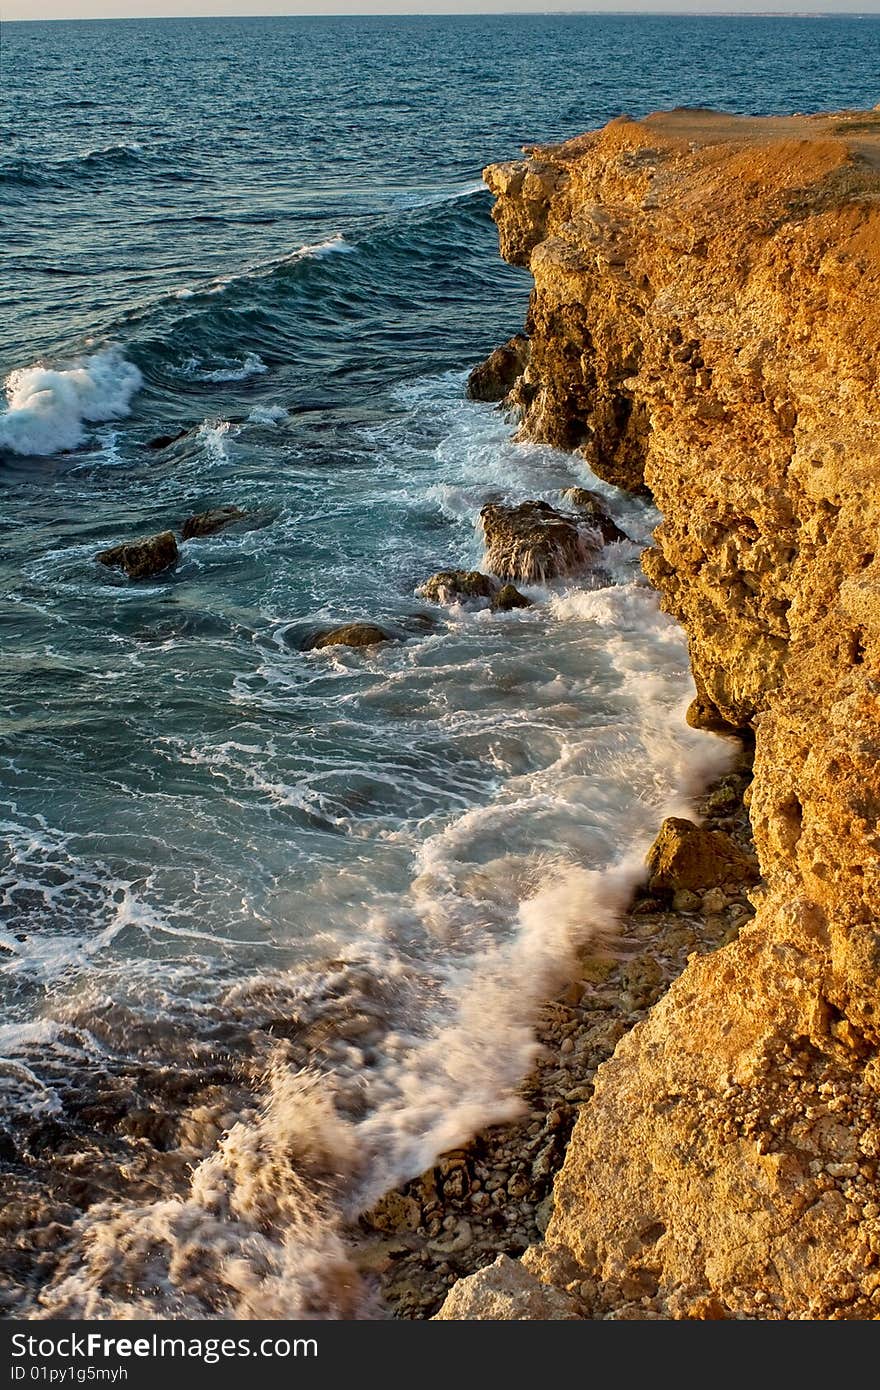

left=454, top=110, right=880, bottom=1319
left=560, top=487, right=629, bottom=544
left=304, top=623, right=394, bottom=651
left=181, top=506, right=247, bottom=539
left=97, top=531, right=179, bottom=580
left=418, top=570, right=497, bottom=605
left=492, top=583, right=532, bottom=612
left=466, top=334, right=530, bottom=402
left=645, top=817, right=759, bottom=898
left=480, top=500, right=595, bottom=583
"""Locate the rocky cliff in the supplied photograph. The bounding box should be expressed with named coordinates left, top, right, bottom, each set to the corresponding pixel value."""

left=448, top=109, right=880, bottom=1319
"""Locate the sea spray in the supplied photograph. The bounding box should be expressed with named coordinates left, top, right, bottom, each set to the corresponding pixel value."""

left=0, top=348, right=143, bottom=457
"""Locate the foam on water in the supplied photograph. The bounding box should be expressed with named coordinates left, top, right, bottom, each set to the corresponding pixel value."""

left=0, top=348, right=143, bottom=457
left=174, top=351, right=268, bottom=382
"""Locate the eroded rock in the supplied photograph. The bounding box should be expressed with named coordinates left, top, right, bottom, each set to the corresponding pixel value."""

left=418, top=570, right=496, bottom=605
left=491, top=583, right=532, bottom=612
left=181, top=506, right=247, bottom=540
left=483, top=108, right=880, bottom=1319
left=97, top=531, right=179, bottom=580
left=480, top=500, right=594, bottom=583
left=466, top=334, right=530, bottom=403
left=433, top=1255, right=582, bottom=1321
left=646, top=817, right=759, bottom=895
left=304, top=624, right=394, bottom=651
left=561, top=486, right=629, bottom=544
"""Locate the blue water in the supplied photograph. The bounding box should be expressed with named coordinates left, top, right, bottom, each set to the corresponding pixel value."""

left=1, top=14, right=878, bottom=1319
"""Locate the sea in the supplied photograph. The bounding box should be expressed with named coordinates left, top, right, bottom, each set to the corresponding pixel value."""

left=1, top=12, right=878, bottom=1319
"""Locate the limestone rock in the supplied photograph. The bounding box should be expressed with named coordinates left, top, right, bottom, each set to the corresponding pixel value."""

left=561, top=486, right=629, bottom=544
left=466, top=334, right=530, bottom=402
left=433, top=1254, right=582, bottom=1320
left=304, top=623, right=393, bottom=651
left=362, top=1191, right=422, bottom=1235
left=491, top=583, right=532, bottom=612
left=97, top=531, right=178, bottom=580
left=181, top=506, right=247, bottom=539
left=480, top=500, right=595, bottom=583
left=418, top=570, right=496, bottom=605
left=646, top=817, right=759, bottom=895
left=483, top=108, right=880, bottom=1319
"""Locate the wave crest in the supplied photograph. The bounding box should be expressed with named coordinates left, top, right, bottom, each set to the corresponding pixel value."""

left=0, top=348, right=143, bottom=457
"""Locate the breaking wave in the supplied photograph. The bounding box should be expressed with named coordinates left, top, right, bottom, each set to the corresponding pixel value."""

left=0, top=348, right=143, bottom=457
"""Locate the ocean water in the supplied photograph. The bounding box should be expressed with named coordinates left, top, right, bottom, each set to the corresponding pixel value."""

left=1, top=14, right=878, bottom=1319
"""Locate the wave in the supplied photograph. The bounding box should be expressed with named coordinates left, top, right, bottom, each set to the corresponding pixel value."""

left=168, top=234, right=356, bottom=304
left=0, top=141, right=180, bottom=192
left=171, top=350, right=268, bottom=382
left=0, top=348, right=143, bottom=458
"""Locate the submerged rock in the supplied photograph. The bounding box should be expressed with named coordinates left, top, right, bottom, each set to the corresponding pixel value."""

left=418, top=569, right=497, bottom=605
left=560, top=486, right=629, bottom=544
left=491, top=583, right=532, bottom=612
left=304, top=623, right=394, bottom=651
left=480, top=500, right=594, bottom=583
left=97, top=531, right=179, bottom=580
left=466, top=334, right=530, bottom=403
left=646, top=817, right=759, bottom=895
left=181, top=506, right=248, bottom=540
left=146, top=429, right=189, bottom=451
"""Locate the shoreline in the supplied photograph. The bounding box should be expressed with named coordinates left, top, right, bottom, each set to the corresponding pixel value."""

left=359, top=739, right=757, bottom=1318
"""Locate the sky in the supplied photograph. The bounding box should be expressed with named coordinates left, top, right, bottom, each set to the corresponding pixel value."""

left=3, top=0, right=879, bottom=19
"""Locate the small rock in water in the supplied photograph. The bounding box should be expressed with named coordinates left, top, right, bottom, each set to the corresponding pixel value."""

left=304, top=623, right=394, bottom=651
left=560, top=486, right=630, bottom=544
left=466, top=334, right=530, bottom=402
left=181, top=506, right=247, bottom=539
left=491, top=583, right=532, bottom=611
left=480, top=500, right=596, bottom=583
left=418, top=569, right=496, bottom=605
left=97, top=531, right=179, bottom=580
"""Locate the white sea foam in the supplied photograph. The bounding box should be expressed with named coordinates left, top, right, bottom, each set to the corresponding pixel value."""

left=389, top=181, right=486, bottom=210
left=247, top=404, right=289, bottom=425
left=175, top=351, right=267, bottom=383
left=0, top=348, right=142, bottom=457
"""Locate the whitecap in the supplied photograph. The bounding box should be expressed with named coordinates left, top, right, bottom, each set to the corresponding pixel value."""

left=0, top=347, right=143, bottom=457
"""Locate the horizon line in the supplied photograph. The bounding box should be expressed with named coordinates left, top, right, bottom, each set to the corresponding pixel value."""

left=4, top=7, right=878, bottom=19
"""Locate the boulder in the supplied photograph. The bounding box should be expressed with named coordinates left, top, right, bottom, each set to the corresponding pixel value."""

left=466, top=334, right=530, bottom=403
left=433, top=1255, right=582, bottom=1321
left=97, top=531, right=179, bottom=580
left=418, top=570, right=496, bottom=605
left=646, top=817, right=760, bottom=895
left=561, top=486, right=630, bottom=544
left=181, top=506, right=247, bottom=540
left=480, top=500, right=594, bottom=582
left=491, top=583, right=532, bottom=612
left=304, top=624, right=393, bottom=651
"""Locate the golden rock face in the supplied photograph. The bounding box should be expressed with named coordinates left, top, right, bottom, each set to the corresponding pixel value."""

left=479, top=109, right=880, bottom=1320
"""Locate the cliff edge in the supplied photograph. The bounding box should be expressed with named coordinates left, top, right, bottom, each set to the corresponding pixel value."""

left=452, top=110, right=880, bottom=1319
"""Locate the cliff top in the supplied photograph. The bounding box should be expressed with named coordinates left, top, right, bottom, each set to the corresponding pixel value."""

left=535, top=107, right=880, bottom=175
